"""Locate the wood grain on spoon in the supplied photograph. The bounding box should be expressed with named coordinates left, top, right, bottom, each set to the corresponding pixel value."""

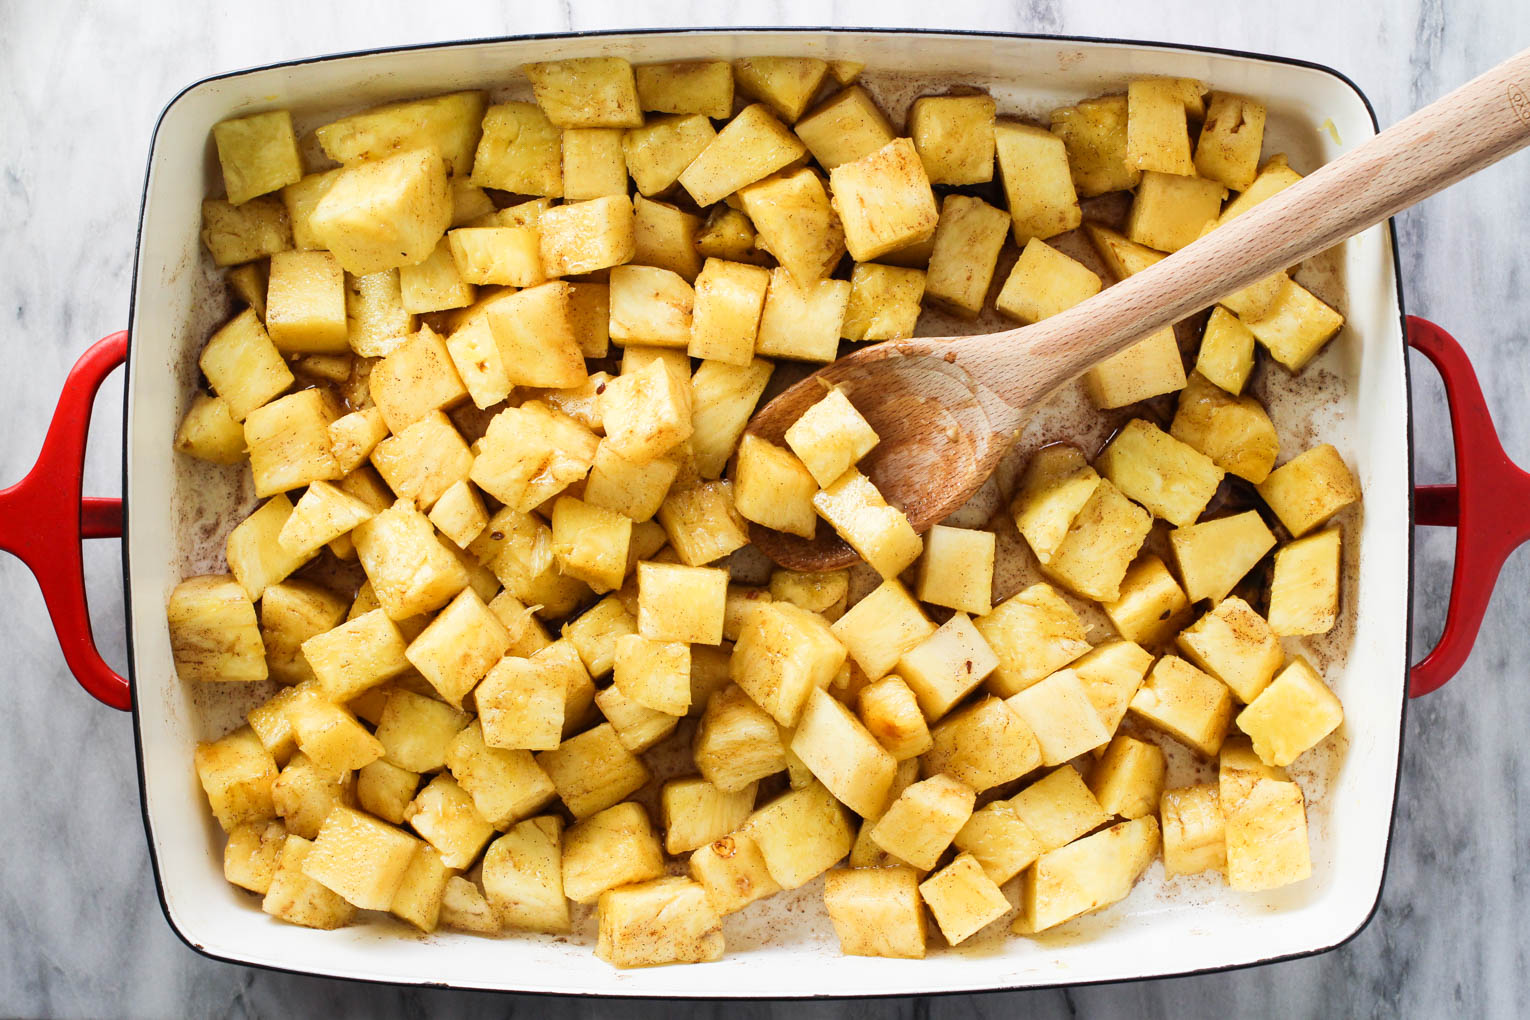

left=750, top=46, right=1530, bottom=572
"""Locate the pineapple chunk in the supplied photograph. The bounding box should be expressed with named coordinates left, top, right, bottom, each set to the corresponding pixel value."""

left=690, top=258, right=769, bottom=365
left=1015, top=816, right=1160, bottom=933
left=328, top=406, right=389, bottom=476
left=167, top=575, right=267, bottom=684
left=613, top=633, right=691, bottom=716
left=563, top=801, right=666, bottom=904
left=398, top=237, right=476, bottom=312
left=1160, top=783, right=1226, bottom=876
left=995, top=120, right=1082, bottom=243
left=635, top=60, right=733, bottom=119
left=919, top=853, right=1010, bottom=946
left=226, top=495, right=311, bottom=601
left=369, top=325, right=468, bottom=433
left=404, top=586, right=508, bottom=707
left=487, top=281, right=589, bottom=387
left=1102, top=555, right=1192, bottom=647
left=632, top=194, right=703, bottom=280
left=1040, top=479, right=1153, bottom=602
left=405, top=773, right=494, bottom=868
left=625, top=114, right=718, bottom=197
left=300, top=607, right=411, bottom=702
left=315, top=91, right=486, bottom=176
left=694, top=684, right=789, bottom=792
left=1071, top=640, right=1156, bottom=734
left=278, top=480, right=375, bottom=559
left=924, top=195, right=1011, bottom=318
left=301, top=805, right=420, bottom=910
left=691, top=358, right=774, bottom=479
left=471, top=401, right=599, bottom=511
left=562, top=127, right=628, bottom=200
left=357, top=759, right=419, bottom=825
left=679, top=104, right=807, bottom=208
left=428, top=480, right=489, bottom=550
left=870, top=774, right=975, bottom=870
left=1220, top=154, right=1305, bottom=222
left=1089, top=735, right=1167, bottom=820
left=755, top=267, right=853, bottom=362
left=596, top=877, right=725, bottom=968
left=1197, top=305, right=1258, bottom=394
left=1006, top=669, right=1113, bottom=766
left=795, top=85, right=896, bottom=170
left=662, top=778, right=757, bottom=855
left=288, top=695, right=385, bottom=775
left=695, top=206, right=764, bottom=264
left=1097, top=418, right=1224, bottom=527
left=609, top=264, right=695, bottom=349
left=913, top=525, right=994, bottom=616
left=1257, top=444, right=1361, bottom=537
left=924, top=695, right=1042, bottom=792
left=1268, top=527, right=1342, bottom=635
left=1126, top=171, right=1228, bottom=252
left=1169, top=510, right=1277, bottom=605
left=476, top=654, right=567, bottom=752
left=688, top=829, right=783, bottom=915
left=768, top=569, right=848, bottom=619
left=375, top=687, right=469, bottom=773
left=731, top=601, right=846, bottom=727
left=265, top=250, right=348, bottom=354
left=743, top=782, right=854, bottom=889
left=525, top=57, right=642, bottom=128
left=856, top=675, right=933, bottom=761
left=1177, top=596, right=1285, bottom=702
left=733, top=56, right=828, bottom=123
left=1083, top=327, right=1187, bottom=410
left=445, top=721, right=558, bottom=828
left=600, top=357, right=693, bottom=467
left=538, top=194, right=637, bottom=277
left=174, top=393, right=246, bottom=465
left=201, top=196, right=292, bottom=267
left=310, top=149, right=450, bottom=276
left=813, top=469, right=923, bottom=580
left=1220, top=741, right=1311, bottom=890
left=482, top=816, right=570, bottom=934
left=564, top=595, right=639, bottom=677
left=1049, top=94, right=1140, bottom=197
left=1084, top=222, right=1165, bottom=281
left=1170, top=372, right=1280, bottom=483
left=907, top=94, right=996, bottom=186
left=785, top=388, right=880, bottom=488
left=270, top=751, right=352, bottom=839
left=1126, top=77, right=1202, bottom=174
left=831, top=579, right=934, bottom=680
left=1010, top=445, right=1101, bottom=564
left=823, top=867, right=927, bottom=959
left=470, top=102, right=563, bottom=196
left=841, top=262, right=925, bottom=342
left=658, top=481, right=750, bottom=566
left=1236, top=657, right=1344, bottom=767
left=1194, top=92, right=1267, bottom=191
left=262, top=835, right=356, bottom=930
left=389, top=842, right=451, bottom=933
left=550, top=496, right=632, bottom=593
left=829, top=138, right=939, bottom=263
left=584, top=441, right=677, bottom=524
left=896, top=612, right=997, bottom=722
left=439, top=875, right=501, bottom=934
left=198, top=309, right=293, bottom=421
left=212, top=109, right=302, bottom=205
left=1129, top=655, right=1234, bottom=757
left=953, top=801, right=1044, bottom=885
left=281, top=170, right=343, bottom=252
left=974, top=582, right=1090, bottom=697
left=733, top=435, right=819, bottom=540
left=224, top=819, right=287, bottom=894
left=194, top=726, right=278, bottom=831
left=996, top=237, right=1102, bottom=325
left=1011, top=765, right=1107, bottom=851
left=638, top=562, right=728, bottom=645
left=791, top=687, right=898, bottom=817
left=244, top=388, right=340, bottom=498
left=537, top=722, right=650, bottom=820
left=738, top=168, right=846, bottom=285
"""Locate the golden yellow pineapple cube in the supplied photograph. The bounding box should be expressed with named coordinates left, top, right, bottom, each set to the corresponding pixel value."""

left=167, top=575, right=266, bottom=684
left=679, top=104, right=808, bottom=208
left=280, top=169, right=342, bottom=251
left=213, top=109, right=301, bottom=205
left=405, top=588, right=511, bottom=706
left=475, top=656, right=566, bottom=752
left=823, top=867, right=927, bottom=959
left=195, top=726, right=278, bottom=831
left=732, top=434, right=817, bottom=539
left=689, top=359, right=772, bottom=480
left=1257, top=444, right=1361, bottom=537
left=1126, top=77, right=1202, bottom=174
left=755, top=268, right=852, bottom=363
left=427, top=479, right=489, bottom=550
left=405, top=773, right=495, bottom=868
left=995, top=120, right=1082, bottom=243
left=561, top=127, right=627, bottom=200
left=198, top=309, right=293, bottom=421
left=200, top=195, right=291, bottom=267
left=269, top=751, right=352, bottom=839
left=525, top=57, right=642, bottom=128
left=635, top=60, right=733, bottom=118
left=370, top=411, right=473, bottom=511
left=738, top=168, right=845, bottom=286
left=470, top=101, right=562, bottom=196
left=830, top=138, right=939, bottom=264
left=906, top=93, right=995, bottom=186
left=386, top=842, right=450, bottom=932
left=174, top=393, right=246, bottom=465
left=1126, top=171, right=1228, bottom=252
left=1009, top=445, right=1100, bottom=564
left=733, top=56, right=827, bottom=123
left=608, top=264, right=694, bottom=350
left=225, top=495, right=311, bottom=601
left=1006, top=669, right=1113, bottom=766
left=299, top=608, right=410, bottom=702
left=1085, top=222, right=1166, bottom=281
left=973, top=582, right=1089, bottom=697
left=793, top=85, right=895, bottom=170
left=598, top=357, right=693, bottom=468
left=688, top=258, right=769, bottom=366
left=696, top=206, right=766, bottom=264
left=550, top=496, right=632, bottom=593
left=310, top=149, right=450, bottom=276
left=564, top=595, right=639, bottom=678
left=482, top=816, right=570, bottom=934
left=445, top=721, right=558, bottom=827
left=784, top=388, right=878, bottom=488
left=1100, top=555, right=1190, bottom=648
left=694, top=684, right=788, bottom=792
left=791, top=687, right=898, bottom=818
left=301, top=805, right=420, bottom=910
left=912, top=525, right=993, bottom=616
left=537, top=722, right=650, bottom=820
left=636, top=561, right=727, bottom=645
left=661, top=778, right=756, bottom=855
left=374, top=687, right=469, bottom=773
left=1220, top=153, right=1304, bottom=222
left=869, top=774, right=974, bottom=870
left=888, top=613, right=993, bottom=722
left=731, top=600, right=846, bottom=727
left=368, top=325, right=469, bottom=433
left=1083, top=327, right=1187, bottom=410
left=743, top=782, right=854, bottom=890
left=224, top=819, right=287, bottom=894
left=921, top=194, right=1011, bottom=318
left=327, top=406, right=388, bottom=477
left=1090, top=735, right=1167, bottom=820
left=1097, top=418, right=1224, bottom=527
left=265, top=249, right=348, bottom=354
left=610, top=633, right=689, bottom=717
left=813, top=470, right=923, bottom=580
left=1236, top=657, right=1343, bottom=767
left=1011, top=764, right=1108, bottom=850
left=853, top=675, right=931, bottom=761
left=290, top=693, right=386, bottom=775
left=768, top=569, right=848, bottom=620
left=657, top=481, right=750, bottom=566
left=398, top=238, right=475, bottom=312
left=837, top=256, right=927, bottom=344
left=1015, top=816, right=1159, bottom=933
left=562, top=801, right=665, bottom=904
left=1070, top=640, right=1156, bottom=736
left=924, top=694, right=1041, bottom=792
left=1196, top=305, right=1258, bottom=394
left=1050, top=94, right=1140, bottom=197
left=624, top=114, right=716, bottom=196
left=538, top=194, right=636, bottom=277
left=439, top=875, right=500, bottom=934
left=315, top=91, right=485, bottom=175
left=471, top=401, right=599, bottom=511
left=1268, top=527, right=1342, bottom=636
left=1039, top=479, right=1154, bottom=602
left=1169, top=510, right=1277, bottom=604
left=689, top=645, right=734, bottom=719
left=354, top=499, right=470, bottom=620
left=1159, top=783, right=1225, bottom=876
left=447, top=226, right=544, bottom=288
left=919, top=852, right=1010, bottom=946
left=1220, top=742, right=1311, bottom=890
left=632, top=194, right=702, bottom=281
left=259, top=581, right=346, bottom=688
left=597, top=877, right=725, bottom=968
left=243, top=388, right=340, bottom=497
left=1176, top=596, right=1285, bottom=702
left=489, top=592, right=556, bottom=660
left=1170, top=372, right=1280, bottom=483
left=953, top=801, right=1044, bottom=885
left=996, top=237, right=1103, bottom=324
left=1194, top=92, right=1267, bottom=191
left=831, top=581, right=933, bottom=682
left=1130, top=655, right=1234, bottom=757
left=357, top=759, right=420, bottom=825
left=262, top=834, right=356, bottom=930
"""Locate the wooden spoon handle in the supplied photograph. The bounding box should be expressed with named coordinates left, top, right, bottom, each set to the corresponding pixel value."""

left=973, top=46, right=1530, bottom=403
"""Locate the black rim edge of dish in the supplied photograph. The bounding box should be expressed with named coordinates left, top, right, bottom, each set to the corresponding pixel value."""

left=119, top=24, right=1413, bottom=1000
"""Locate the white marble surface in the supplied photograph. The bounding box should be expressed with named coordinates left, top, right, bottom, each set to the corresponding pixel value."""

left=3, top=0, right=1529, bottom=1015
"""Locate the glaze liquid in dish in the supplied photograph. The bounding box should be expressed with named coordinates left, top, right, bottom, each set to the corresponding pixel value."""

left=164, top=50, right=1361, bottom=969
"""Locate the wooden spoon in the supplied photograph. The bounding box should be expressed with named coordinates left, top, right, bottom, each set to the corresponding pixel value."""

left=750, top=47, right=1530, bottom=572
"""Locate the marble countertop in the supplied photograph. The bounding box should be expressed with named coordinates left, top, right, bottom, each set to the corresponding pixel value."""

left=3, top=0, right=1528, bottom=1016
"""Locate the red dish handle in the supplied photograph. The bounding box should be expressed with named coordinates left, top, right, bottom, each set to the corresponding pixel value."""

left=1407, top=316, right=1530, bottom=697
left=0, top=331, right=130, bottom=711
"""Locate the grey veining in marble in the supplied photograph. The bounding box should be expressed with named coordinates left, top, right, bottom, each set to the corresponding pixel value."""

left=3, top=0, right=1530, bottom=1016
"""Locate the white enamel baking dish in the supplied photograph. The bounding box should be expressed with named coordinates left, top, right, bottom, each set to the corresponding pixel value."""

left=6, top=26, right=1526, bottom=999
